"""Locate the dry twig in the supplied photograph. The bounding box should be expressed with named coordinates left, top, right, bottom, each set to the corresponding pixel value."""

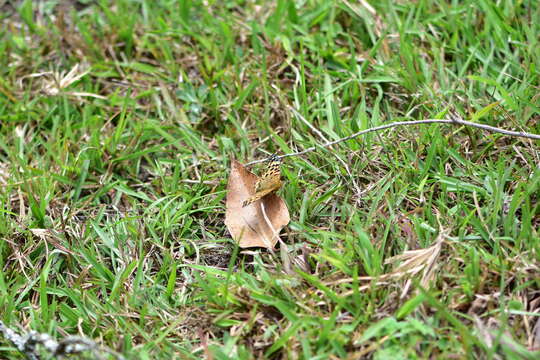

left=246, top=117, right=540, bottom=166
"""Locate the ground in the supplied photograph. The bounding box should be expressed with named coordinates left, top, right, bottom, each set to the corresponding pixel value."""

left=0, top=0, right=539, bottom=359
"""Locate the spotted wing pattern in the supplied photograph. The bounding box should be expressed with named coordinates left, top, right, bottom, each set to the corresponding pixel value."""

left=242, top=154, right=282, bottom=207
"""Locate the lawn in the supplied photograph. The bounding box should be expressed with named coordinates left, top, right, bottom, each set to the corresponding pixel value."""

left=0, top=0, right=539, bottom=359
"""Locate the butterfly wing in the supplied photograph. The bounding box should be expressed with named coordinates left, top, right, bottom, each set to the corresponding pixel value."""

left=242, top=155, right=282, bottom=207
left=242, top=183, right=280, bottom=207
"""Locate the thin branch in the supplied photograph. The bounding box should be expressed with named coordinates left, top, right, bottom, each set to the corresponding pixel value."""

left=246, top=118, right=540, bottom=166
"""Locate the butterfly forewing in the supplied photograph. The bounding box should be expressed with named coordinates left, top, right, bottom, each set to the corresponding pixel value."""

left=242, top=155, right=282, bottom=207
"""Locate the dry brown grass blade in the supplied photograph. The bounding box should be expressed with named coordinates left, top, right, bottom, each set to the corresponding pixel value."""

left=532, top=317, right=540, bottom=351
left=29, top=229, right=74, bottom=255
left=327, top=230, right=448, bottom=299
left=225, top=160, right=290, bottom=249
left=386, top=229, right=447, bottom=297
left=20, top=64, right=106, bottom=99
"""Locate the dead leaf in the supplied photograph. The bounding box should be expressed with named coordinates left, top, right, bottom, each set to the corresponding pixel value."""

left=225, top=160, right=290, bottom=249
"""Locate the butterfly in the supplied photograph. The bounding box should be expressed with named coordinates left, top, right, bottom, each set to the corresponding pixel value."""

left=242, top=154, right=282, bottom=207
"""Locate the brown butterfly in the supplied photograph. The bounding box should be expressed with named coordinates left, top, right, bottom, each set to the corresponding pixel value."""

left=242, top=154, right=282, bottom=207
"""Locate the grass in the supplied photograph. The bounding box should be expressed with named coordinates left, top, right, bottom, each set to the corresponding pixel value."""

left=0, top=0, right=539, bottom=358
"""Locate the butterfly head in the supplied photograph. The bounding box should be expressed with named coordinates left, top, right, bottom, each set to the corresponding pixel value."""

left=267, top=153, right=282, bottom=165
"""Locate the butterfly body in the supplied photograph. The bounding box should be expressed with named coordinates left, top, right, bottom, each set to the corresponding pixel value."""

left=242, top=155, right=282, bottom=207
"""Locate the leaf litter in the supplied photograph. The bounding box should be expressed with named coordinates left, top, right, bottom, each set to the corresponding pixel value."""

left=225, top=159, right=289, bottom=249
